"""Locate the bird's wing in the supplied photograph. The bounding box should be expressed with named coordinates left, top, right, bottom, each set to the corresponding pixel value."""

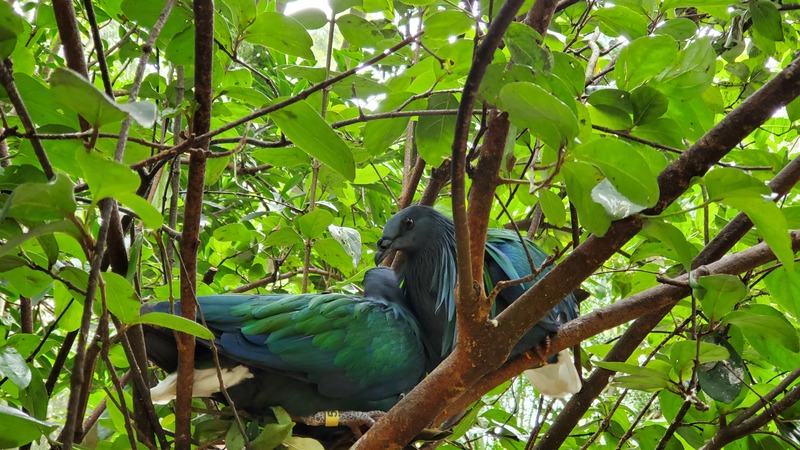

left=194, top=294, right=426, bottom=401
left=484, top=229, right=579, bottom=329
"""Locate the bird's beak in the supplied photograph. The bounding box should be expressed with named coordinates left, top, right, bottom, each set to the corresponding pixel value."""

left=374, top=237, right=393, bottom=265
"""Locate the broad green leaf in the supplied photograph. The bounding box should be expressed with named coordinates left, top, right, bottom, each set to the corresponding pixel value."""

left=0, top=346, right=31, bottom=389
left=750, top=0, right=783, bottom=42
left=0, top=221, right=75, bottom=259
left=0, top=404, right=56, bottom=448
left=726, top=197, right=793, bottom=271
left=283, top=436, right=324, bottom=450
left=631, top=86, right=669, bottom=126
left=698, top=334, right=746, bottom=404
left=499, top=82, right=579, bottom=150
left=695, top=274, right=747, bottom=321
left=291, top=8, right=328, bottom=30
left=704, top=167, right=771, bottom=201
left=54, top=277, right=82, bottom=332
left=363, top=92, right=426, bottom=155
left=423, top=10, right=473, bottom=40
left=563, top=161, right=611, bottom=236
left=337, top=14, right=383, bottom=48
left=592, top=6, right=648, bottom=40
left=416, top=93, right=459, bottom=167
left=504, top=23, right=551, bottom=73
left=116, top=192, right=163, bottom=229
left=765, top=265, right=800, bottom=320
left=669, top=340, right=730, bottom=379
left=314, top=238, right=353, bottom=270
left=49, top=68, right=155, bottom=127
left=330, top=0, right=361, bottom=14
left=5, top=266, right=53, bottom=298
left=615, top=35, right=678, bottom=89
left=132, top=312, right=215, bottom=340
left=572, top=138, right=660, bottom=208
left=587, top=89, right=632, bottom=114
left=538, top=189, right=566, bottom=228
left=0, top=255, right=26, bottom=271
left=251, top=407, right=294, bottom=450
left=642, top=219, right=697, bottom=271
left=103, top=272, right=140, bottom=324
left=0, top=1, right=23, bottom=59
left=270, top=100, right=355, bottom=180
left=77, top=150, right=139, bottom=204
left=662, top=0, right=735, bottom=8
left=213, top=223, right=252, bottom=243
left=656, top=37, right=715, bottom=98
left=245, top=12, right=314, bottom=60
left=594, top=360, right=672, bottom=391
left=165, top=27, right=194, bottom=65
left=552, top=52, right=585, bottom=96
left=1, top=174, right=76, bottom=221
left=723, top=304, right=800, bottom=353
left=586, top=104, right=632, bottom=130
left=654, top=18, right=698, bottom=41
left=265, top=227, right=303, bottom=247
left=297, top=209, right=335, bottom=238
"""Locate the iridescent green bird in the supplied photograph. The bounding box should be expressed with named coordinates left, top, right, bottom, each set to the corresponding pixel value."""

left=143, top=267, right=426, bottom=425
left=375, top=206, right=581, bottom=397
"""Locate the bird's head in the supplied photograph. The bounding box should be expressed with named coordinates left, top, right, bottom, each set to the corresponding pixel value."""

left=374, top=206, right=451, bottom=265
left=362, top=266, right=403, bottom=302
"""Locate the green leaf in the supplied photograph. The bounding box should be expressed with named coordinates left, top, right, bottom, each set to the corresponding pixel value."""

left=336, top=14, right=384, bottom=48
left=250, top=407, right=294, bottom=450
left=615, top=35, right=678, bottom=89
left=116, top=192, right=163, bottom=229
left=363, top=92, right=426, bottom=155
left=654, top=18, right=698, bottom=41
left=694, top=274, right=748, bottom=322
left=592, top=6, right=648, bottom=40
left=631, top=86, right=669, bottom=126
left=132, top=312, right=215, bottom=340
left=0, top=1, right=23, bottom=59
left=423, top=10, right=473, bottom=40
left=265, top=227, right=303, bottom=247
left=49, top=68, right=155, bottom=127
left=642, top=219, right=697, bottom=271
left=0, top=404, right=56, bottom=448
left=594, top=360, right=672, bottom=391
left=1, top=174, right=76, bottom=221
left=723, top=304, right=800, bottom=353
left=213, top=223, right=253, bottom=243
left=572, top=138, right=660, bottom=208
left=283, top=436, right=325, bottom=450
left=499, top=82, right=579, bottom=150
left=5, top=266, right=54, bottom=298
left=698, top=334, right=746, bottom=404
left=704, top=167, right=771, bottom=201
left=77, top=150, right=140, bottom=204
left=416, top=93, right=459, bottom=167
left=765, top=266, right=800, bottom=320
left=270, top=100, right=355, bottom=181
left=0, top=346, right=31, bottom=389
left=102, top=272, right=140, bottom=324
left=245, top=12, right=314, bottom=60
left=750, top=0, right=783, bottom=42
left=538, top=189, right=566, bottom=228
left=669, top=340, right=730, bottom=379
left=588, top=88, right=632, bottom=113
left=725, top=197, right=793, bottom=271
left=291, top=8, right=328, bottom=30
left=251, top=147, right=310, bottom=168
left=656, top=37, right=715, bottom=98
left=0, top=220, right=76, bottom=259
left=562, top=161, right=611, bottom=236
left=297, top=209, right=335, bottom=238
left=504, top=23, right=551, bottom=73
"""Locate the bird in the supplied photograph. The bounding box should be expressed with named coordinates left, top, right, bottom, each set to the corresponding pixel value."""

left=374, top=205, right=581, bottom=397
left=142, top=266, right=426, bottom=429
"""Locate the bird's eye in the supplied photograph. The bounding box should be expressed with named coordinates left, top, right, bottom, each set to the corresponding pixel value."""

left=402, top=217, right=414, bottom=230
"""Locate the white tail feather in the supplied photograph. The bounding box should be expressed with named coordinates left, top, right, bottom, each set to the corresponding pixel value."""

left=523, top=349, right=582, bottom=398
left=150, top=366, right=254, bottom=403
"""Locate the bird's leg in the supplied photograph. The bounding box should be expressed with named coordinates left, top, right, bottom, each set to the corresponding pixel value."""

left=296, top=410, right=386, bottom=437
left=527, top=336, right=552, bottom=366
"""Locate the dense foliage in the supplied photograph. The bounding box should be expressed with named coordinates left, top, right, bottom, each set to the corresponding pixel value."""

left=2, top=0, right=800, bottom=449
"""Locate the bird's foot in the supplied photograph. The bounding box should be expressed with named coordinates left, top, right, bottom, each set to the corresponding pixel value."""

left=297, top=410, right=385, bottom=437
left=527, top=336, right=552, bottom=366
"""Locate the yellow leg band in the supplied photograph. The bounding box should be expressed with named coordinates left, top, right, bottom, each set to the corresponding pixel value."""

left=324, top=411, right=339, bottom=427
